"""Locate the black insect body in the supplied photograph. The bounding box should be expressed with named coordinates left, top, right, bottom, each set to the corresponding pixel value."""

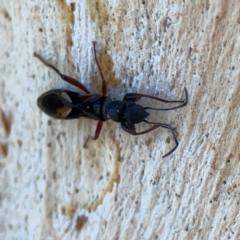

left=35, top=42, right=188, bottom=158
left=37, top=90, right=111, bottom=121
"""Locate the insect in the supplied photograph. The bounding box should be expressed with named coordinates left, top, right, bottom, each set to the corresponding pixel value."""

left=34, top=42, right=188, bottom=158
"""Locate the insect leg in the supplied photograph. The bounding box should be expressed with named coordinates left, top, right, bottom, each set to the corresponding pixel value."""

left=34, top=53, right=90, bottom=94
left=144, top=120, right=179, bottom=158
left=124, top=88, right=188, bottom=111
left=121, top=120, right=179, bottom=158
left=93, top=121, right=103, bottom=140
left=121, top=122, right=162, bottom=136
left=92, top=42, right=107, bottom=96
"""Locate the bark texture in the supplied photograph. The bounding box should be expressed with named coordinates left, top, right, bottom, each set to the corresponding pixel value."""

left=1, top=0, right=240, bottom=239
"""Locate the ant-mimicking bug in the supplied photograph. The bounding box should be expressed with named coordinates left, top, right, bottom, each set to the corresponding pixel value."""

left=34, top=42, right=188, bottom=158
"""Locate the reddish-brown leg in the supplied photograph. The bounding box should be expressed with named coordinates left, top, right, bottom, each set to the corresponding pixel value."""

left=34, top=52, right=90, bottom=94
left=94, top=121, right=103, bottom=140
left=92, top=42, right=107, bottom=96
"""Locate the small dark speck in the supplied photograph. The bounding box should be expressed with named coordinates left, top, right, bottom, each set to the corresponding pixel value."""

left=39, top=28, right=43, bottom=32
left=70, top=3, right=75, bottom=11
left=17, top=140, right=22, bottom=147
left=3, top=10, right=11, bottom=21
left=209, top=200, right=212, bottom=203
left=47, top=142, right=52, bottom=148
left=142, top=1, right=145, bottom=4
left=0, top=143, right=8, bottom=157
left=75, top=188, right=79, bottom=193
left=98, top=176, right=103, bottom=181
left=223, top=181, right=227, bottom=184
left=52, top=171, right=57, bottom=180
left=166, top=137, right=170, bottom=144
left=76, top=214, right=88, bottom=231
left=232, top=66, right=235, bottom=70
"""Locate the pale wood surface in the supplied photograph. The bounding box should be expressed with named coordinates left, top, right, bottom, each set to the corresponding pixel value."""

left=1, top=0, right=240, bottom=239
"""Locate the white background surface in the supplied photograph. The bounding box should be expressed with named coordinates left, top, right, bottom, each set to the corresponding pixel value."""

left=1, top=0, right=240, bottom=239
